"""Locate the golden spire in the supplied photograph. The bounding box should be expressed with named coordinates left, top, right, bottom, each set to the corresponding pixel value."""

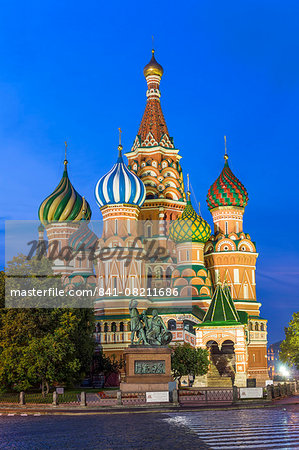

left=64, top=141, right=68, bottom=166
left=118, top=128, right=123, bottom=156
left=224, top=135, right=229, bottom=162
left=187, top=173, right=191, bottom=201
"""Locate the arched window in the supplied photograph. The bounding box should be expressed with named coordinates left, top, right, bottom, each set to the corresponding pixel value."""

left=119, top=322, right=124, bottom=332
left=147, top=225, right=152, bottom=238
left=111, top=322, right=117, bottom=332
left=255, top=322, right=259, bottom=331
left=155, top=267, right=163, bottom=279
left=168, top=319, right=176, bottom=330
left=95, top=323, right=101, bottom=333
left=147, top=268, right=152, bottom=289
left=166, top=267, right=172, bottom=287
left=115, top=219, right=118, bottom=234
left=225, top=221, right=228, bottom=235
left=260, top=323, right=264, bottom=331
left=249, top=322, right=253, bottom=331
left=104, top=322, right=109, bottom=333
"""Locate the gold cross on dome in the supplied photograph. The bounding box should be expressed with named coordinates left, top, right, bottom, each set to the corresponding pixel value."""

left=118, top=128, right=122, bottom=146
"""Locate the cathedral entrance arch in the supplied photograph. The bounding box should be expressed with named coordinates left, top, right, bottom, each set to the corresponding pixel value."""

left=206, top=339, right=236, bottom=385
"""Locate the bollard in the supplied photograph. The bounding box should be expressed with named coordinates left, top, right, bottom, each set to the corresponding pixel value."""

left=19, top=391, right=25, bottom=406
left=80, top=391, right=86, bottom=407
left=233, top=385, right=238, bottom=403
left=284, top=382, right=287, bottom=396
left=52, top=391, right=58, bottom=406
left=172, top=389, right=178, bottom=404
left=117, top=391, right=122, bottom=405
left=266, top=385, right=272, bottom=400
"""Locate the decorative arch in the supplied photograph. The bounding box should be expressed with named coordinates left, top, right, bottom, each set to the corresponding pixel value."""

left=216, top=239, right=236, bottom=252
left=238, top=239, right=255, bottom=252
left=200, top=286, right=210, bottom=296
left=180, top=286, right=198, bottom=297
left=181, top=268, right=196, bottom=277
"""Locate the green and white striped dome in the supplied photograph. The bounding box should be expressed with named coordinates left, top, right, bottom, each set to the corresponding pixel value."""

left=38, top=161, right=91, bottom=226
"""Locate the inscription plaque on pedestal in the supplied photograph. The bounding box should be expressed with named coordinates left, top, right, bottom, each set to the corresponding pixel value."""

left=134, top=360, right=165, bottom=374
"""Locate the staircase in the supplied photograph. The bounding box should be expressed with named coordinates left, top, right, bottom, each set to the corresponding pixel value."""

left=207, top=362, right=233, bottom=388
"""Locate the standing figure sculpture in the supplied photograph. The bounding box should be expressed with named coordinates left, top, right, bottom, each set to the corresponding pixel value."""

left=147, top=309, right=172, bottom=345
left=129, top=306, right=172, bottom=346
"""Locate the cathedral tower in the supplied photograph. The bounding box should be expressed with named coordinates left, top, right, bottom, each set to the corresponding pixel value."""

left=125, top=50, right=186, bottom=228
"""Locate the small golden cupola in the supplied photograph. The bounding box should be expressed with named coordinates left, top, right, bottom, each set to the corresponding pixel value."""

left=143, top=49, right=164, bottom=78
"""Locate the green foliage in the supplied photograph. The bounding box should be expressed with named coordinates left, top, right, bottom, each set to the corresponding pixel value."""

left=171, top=343, right=209, bottom=386
left=280, top=312, right=299, bottom=369
left=0, top=254, right=95, bottom=393
left=93, top=350, right=123, bottom=376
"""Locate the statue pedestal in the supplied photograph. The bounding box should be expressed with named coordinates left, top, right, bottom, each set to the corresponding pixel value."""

left=120, top=346, right=172, bottom=392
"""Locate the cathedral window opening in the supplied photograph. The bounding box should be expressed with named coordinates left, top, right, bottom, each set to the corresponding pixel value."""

left=155, top=267, right=163, bottom=279
left=234, top=269, right=239, bottom=283
left=104, top=323, right=109, bottom=333
left=112, top=277, right=117, bottom=290
left=244, top=283, right=249, bottom=299
left=186, top=250, right=190, bottom=260
left=147, top=225, right=152, bottom=237
left=111, top=322, right=117, bottom=333
left=147, top=268, right=152, bottom=289
left=127, top=219, right=131, bottom=234
left=241, top=246, right=246, bottom=251
left=255, top=322, right=259, bottom=331
left=78, top=258, right=82, bottom=268
left=168, top=319, right=176, bottom=330
left=249, top=322, right=253, bottom=331
left=166, top=267, right=172, bottom=287
left=225, top=221, right=228, bottom=235
left=115, top=219, right=118, bottom=234
left=224, top=246, right=229, bottom=251
left=119, top=322, right=124, bottom=332
left=236, top=222, right=239, bottom=233
left=260, top=323, right=264, bottom=331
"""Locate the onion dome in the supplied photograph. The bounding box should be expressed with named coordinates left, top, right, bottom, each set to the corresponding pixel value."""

left=69, top=209, right=97, bottom=251
left=38, top=160, right=91, bottom=226
left=95, top=145, right=146, bottom=208
left=143, top=49, right=164, bottom=78
left=169, top=193, right=211, bottom=243
left=207, top=156, right=248, bottom=210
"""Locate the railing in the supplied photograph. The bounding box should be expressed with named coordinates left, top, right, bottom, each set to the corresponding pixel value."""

left=179, top=388, right=235, bottom=405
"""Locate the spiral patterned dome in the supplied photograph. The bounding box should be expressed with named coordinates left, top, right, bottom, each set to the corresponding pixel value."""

left=38, top=162, right=91, bottom=226
left=207, top=158, right=248, bottom=210
left=95, top=147, right=146, bottom=208
left=69, top=217, right=98, bottom=251
left=169, top=195, right=211, bottom=243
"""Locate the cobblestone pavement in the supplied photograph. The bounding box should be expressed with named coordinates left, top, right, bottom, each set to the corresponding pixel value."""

left=0, top=405, right=297, bottom=449
left=164, top=405, right=299, bottom=449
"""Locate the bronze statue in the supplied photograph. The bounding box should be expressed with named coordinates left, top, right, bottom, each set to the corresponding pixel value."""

left=129, top=306, right=172, bottom=346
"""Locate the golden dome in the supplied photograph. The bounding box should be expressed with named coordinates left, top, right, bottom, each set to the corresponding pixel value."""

left=143, top=50, right=164, bottom=78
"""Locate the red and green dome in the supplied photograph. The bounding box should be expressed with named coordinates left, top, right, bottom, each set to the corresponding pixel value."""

left=169, top=195, right=211, bottom=243
left=207, top=158, right=248, bottom=210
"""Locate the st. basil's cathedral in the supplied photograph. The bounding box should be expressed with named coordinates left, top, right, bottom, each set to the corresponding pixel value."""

left=38, top=50, right=268, bottom=387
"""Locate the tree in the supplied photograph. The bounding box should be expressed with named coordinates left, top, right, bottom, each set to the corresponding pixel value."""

left=280, top=312, right=299, bottom=370
left=0, top=254, right=95, bottom=394
left=171, top=343, right=209, bottom=387
left=93, top=350, right=123, bottom=377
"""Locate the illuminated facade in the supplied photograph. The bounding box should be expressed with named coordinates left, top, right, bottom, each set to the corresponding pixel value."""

left=38, top=50, right=268, bottom=387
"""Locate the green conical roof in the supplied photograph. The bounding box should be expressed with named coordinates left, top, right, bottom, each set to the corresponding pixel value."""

left=200, top=282, right=241, bottom=326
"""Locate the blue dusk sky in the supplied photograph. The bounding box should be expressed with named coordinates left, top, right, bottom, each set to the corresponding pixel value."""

left=0, top=1, right=298, bottom=344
